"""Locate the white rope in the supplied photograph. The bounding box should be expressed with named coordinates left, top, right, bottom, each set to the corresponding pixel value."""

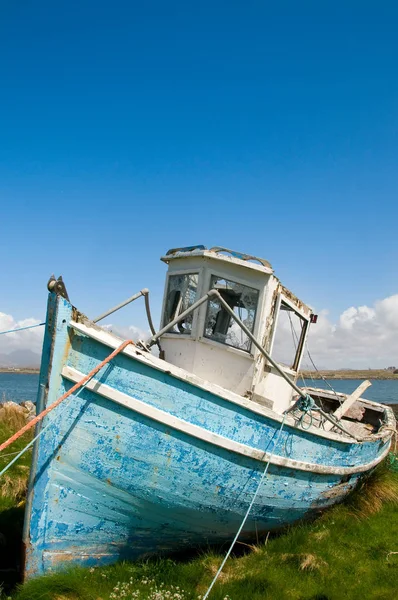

left=0, top=449, right=32, bottom=459
left=0, top=322, right=45, bottom=336
left=202, top=415, right=287, bottom=599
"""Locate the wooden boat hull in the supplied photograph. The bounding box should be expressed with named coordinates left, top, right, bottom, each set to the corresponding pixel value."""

left=23, top=293, right=394, bottom=577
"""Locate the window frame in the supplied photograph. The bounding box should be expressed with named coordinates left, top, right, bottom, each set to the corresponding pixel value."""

left=268, top=293, right=310, bottom=372
left=202, top=272, right=261, bottom=354
left=161, top=269, right=202, bottom=338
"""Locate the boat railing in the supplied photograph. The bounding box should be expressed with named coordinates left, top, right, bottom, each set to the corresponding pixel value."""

left=93, top=288, right=162, bottom=353
left=93, top=289, right=150, bottom=323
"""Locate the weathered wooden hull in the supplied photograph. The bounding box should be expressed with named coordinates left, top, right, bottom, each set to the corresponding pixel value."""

left=23, top=293, right=393, bottom=578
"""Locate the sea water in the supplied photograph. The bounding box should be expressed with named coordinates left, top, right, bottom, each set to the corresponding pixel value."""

left=0, top=372, right=40, bottom=403
left=300, top=377, right=398, bottom=405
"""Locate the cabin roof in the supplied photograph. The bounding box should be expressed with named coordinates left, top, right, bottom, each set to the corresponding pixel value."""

left=161, top=245, right=313, bottom=314
left=161, top=245, right=274, bottom=275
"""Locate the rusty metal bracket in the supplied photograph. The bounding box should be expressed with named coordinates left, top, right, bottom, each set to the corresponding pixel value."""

left=47, top=275, right=70, bottom=302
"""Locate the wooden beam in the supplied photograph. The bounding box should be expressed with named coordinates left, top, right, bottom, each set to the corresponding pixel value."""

left=324, top=380, right=372, bottom=431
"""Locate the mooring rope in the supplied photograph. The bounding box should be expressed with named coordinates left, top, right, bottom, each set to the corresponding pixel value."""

left=0, top=339, right=133, bottom=458
left=0, top=322, right=45, bottom=336
left=202, top=414, right=287, bottom=600
left=0, top=377, right=92, bottom=479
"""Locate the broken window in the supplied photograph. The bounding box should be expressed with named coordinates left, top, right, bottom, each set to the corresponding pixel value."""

left=271, top=300, right=308, bottom=370
left=163, top=273, right=199, bottom=334
left=204, top=276, right=259, bottom=352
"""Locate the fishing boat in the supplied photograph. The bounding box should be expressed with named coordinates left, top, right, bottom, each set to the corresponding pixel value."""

left=23, top=246, right=395, bottom=578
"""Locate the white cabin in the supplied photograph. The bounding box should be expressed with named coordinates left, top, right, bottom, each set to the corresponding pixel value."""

left=159, top=246, right=313, bottom=414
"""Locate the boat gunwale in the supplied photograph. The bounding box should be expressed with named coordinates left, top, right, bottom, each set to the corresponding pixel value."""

left=69, top=318, right=395, bottom=446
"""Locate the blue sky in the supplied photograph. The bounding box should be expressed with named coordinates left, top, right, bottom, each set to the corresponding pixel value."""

left=0, top=1, right=397, bottom=361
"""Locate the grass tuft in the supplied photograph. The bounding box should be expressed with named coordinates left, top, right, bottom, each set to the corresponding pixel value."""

left=0, top=404, right=29, bottom=433
left=345, top=457, right=398, bottom=517
left=281, top=552, right=328, bottom=572
left=0, top=405, right=33, bottom=510
left=0, top=404, right=34, bottom=593
left=0, top=472, right=29, bottom=503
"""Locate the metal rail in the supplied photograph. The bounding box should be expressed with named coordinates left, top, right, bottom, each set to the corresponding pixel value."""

left=143, top=291, right=156, bottom=336
left=93, top=289, right=149, bottom=323
left=93, top=288, right=164, bottom=354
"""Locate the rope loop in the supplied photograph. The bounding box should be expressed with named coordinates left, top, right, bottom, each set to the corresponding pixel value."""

left=297, top=394, right=314, bottom=413
left=296, top=395, right=315, bottom=430
left=298, top=410, right=313, bottom=430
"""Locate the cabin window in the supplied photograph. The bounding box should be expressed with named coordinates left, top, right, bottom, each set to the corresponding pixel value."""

left=163, top=273, right=199, bottom=334
left=204, top=276, right=259, bottom=352
left=271, top=300, right=308, bottom=370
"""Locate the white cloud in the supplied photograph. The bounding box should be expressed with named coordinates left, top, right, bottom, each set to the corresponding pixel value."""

left=0, top=312, right=44, bottom=357
left=338, top=305, right=376, bottom=330
left=303, top=294, right=398, bottom=369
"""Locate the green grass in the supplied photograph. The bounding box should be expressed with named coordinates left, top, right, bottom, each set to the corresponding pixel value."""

left=300, top=369, right=398, bottom=380
left=8, top=487, right=398, bottom=600
left=0, top=406, right=33, bottom=511
left=0, top=405, right=33, bottom=596
left=1, top=406, right=397, bottom=600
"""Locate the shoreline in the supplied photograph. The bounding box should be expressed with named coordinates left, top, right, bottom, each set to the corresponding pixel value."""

left=301, top=369, right=398, bottom=380
left=0, top=368, right=39, bottom=374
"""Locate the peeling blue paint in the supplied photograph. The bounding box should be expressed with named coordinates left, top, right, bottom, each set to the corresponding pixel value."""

left=23, top=293, right=391, bottom=578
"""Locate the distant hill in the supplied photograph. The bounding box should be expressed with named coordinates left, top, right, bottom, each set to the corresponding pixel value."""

left=0, top=349, right=41, bottom=368
left=301, top=368, right=398, bottom=380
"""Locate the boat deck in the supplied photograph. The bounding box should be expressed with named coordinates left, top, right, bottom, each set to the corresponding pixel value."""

left=300, top=386, right=394, bottom=439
